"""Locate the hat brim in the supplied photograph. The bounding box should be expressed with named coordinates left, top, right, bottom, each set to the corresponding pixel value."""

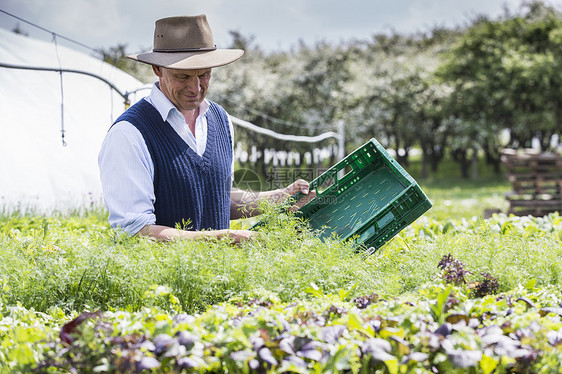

left=127, top=49, right=244, bottom=69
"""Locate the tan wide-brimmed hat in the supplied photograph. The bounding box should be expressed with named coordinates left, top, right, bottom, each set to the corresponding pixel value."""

left=127, top=15, right=244, bottom=69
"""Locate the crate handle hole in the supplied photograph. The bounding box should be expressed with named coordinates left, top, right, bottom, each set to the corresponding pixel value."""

left=316, top=176, right=336, bottom=195
left=377, top=212, right=395, bottom=230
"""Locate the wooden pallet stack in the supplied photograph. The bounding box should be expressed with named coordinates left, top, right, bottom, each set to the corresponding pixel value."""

left=501, top=149, right=562, bottom=216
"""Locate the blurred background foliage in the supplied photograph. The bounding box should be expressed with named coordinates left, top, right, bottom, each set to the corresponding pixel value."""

left=99, top=0, right=561, bottom=182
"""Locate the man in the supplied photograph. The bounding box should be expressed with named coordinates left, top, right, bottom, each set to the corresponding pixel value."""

left=98, top=15, right=313, bottom=242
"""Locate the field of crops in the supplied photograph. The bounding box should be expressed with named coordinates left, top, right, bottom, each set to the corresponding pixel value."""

left=1, top=195, right=562, bottom=372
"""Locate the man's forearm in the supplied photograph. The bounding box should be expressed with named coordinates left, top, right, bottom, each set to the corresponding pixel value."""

left=137, top=224, right=254, bottom=243
left=229, top=188, right=287, bottom=220
left=230, top=180, right=315, bottom=220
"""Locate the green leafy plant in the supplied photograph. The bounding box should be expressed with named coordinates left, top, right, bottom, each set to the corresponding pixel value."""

left=0, top=207, right=561, bottom=372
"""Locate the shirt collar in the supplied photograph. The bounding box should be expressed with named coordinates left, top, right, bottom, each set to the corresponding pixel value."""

left=149, top=82, right=210, bottom=122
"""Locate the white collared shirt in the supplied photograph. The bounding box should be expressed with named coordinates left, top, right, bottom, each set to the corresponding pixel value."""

left=98, top=83, right=234, bottom=235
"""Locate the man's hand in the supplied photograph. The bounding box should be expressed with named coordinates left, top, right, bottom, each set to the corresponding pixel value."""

left=222, top=229, right=258, bottom=244
left=281, top=179, right=316, bottom=211
left=283, top=179, right=311, bottom=196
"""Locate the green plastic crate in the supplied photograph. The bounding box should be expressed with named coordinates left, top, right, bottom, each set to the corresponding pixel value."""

left=293, top=138, right=432, bottom=251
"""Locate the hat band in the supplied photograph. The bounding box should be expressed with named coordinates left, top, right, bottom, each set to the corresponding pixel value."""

left=152, top=46, right=217, bottom=53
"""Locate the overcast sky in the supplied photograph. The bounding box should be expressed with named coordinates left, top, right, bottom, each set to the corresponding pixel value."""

left=1, top=0, right=562, bottom=55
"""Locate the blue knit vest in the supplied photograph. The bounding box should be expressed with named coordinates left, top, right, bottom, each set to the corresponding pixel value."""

left=114, top=99, right=232, bottom=230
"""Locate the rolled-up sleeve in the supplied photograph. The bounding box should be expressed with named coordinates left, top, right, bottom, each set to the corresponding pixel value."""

left=98, top=121, right=156, bottom=235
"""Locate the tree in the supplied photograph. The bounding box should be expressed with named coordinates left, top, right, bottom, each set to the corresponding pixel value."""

left=437, top=0, right=562, bottom=178
left=351, top=28, right=458, bottom=176
left=97, top=44, right=154, bottom=83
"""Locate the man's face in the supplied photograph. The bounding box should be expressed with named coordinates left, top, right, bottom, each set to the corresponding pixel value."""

left=153, top=66, right=212, bottom=112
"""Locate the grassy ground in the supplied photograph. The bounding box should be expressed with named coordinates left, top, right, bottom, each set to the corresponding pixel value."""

left=1, top=198, right=560, bottom=316
left=406, top=157, right=511, bottom=221
left=0, top=155, right=555, bottom=316
left=419, top=177, right=510, bottom=221
left=3, top=157, right=561, bottom=373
